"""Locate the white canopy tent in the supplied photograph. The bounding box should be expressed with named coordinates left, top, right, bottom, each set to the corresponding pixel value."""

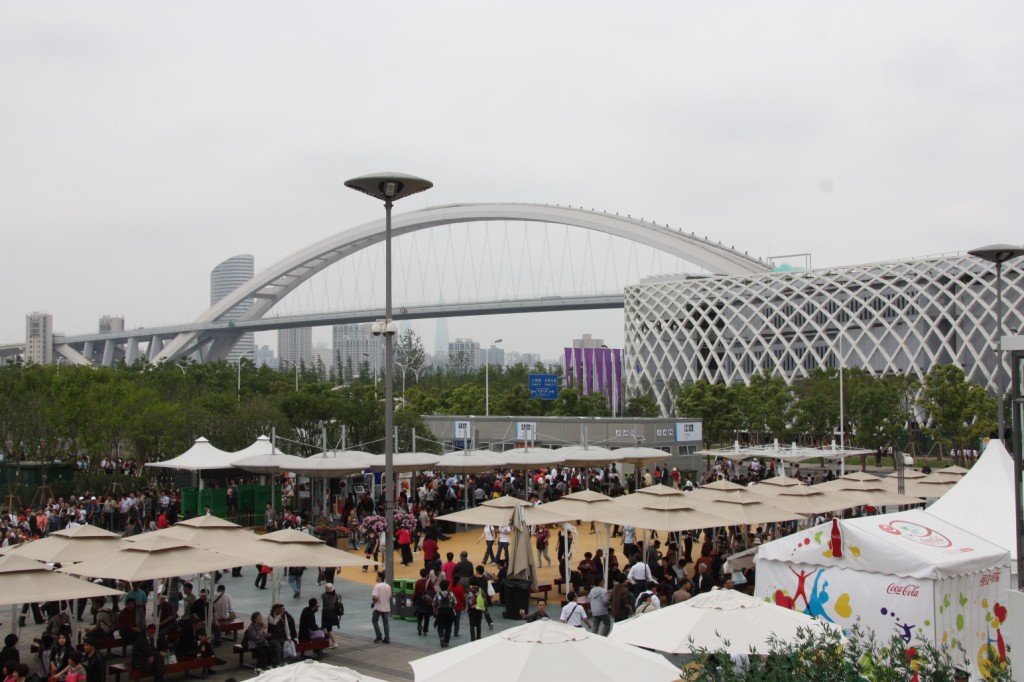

left=926, top=439, right=1017, bottom=573
left=146, top=437, right=245, bottom=481
left=755, top=509, right=1010, bottom=680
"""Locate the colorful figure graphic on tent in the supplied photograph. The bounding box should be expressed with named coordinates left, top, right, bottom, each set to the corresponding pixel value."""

left=804, top=569, right=835, bottom=623
left=897, top=620, right=916, bottom=644
left=789, top=566, right=815, bottom=610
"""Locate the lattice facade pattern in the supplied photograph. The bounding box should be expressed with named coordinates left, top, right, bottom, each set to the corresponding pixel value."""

left=625, top=255, right=1024, bottom=413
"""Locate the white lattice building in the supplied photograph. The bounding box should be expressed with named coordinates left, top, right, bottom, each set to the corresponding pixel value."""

left=625, top=255, right=1024, bottom=413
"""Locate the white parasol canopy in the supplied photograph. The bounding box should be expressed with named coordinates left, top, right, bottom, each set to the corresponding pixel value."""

left=230, top=528, right=372, bottom=569
left=555, top=445, right=621, bottom=466
left=61, top=534, right=250, bottom=581
left=146, top=437, right=240, bottom=472
left=499, top=447, right=566, bottom=468
left=142, top=514, right=258, bottom=550
left=609, top=587, right=843, bottom=654
left=410, top=620, right=681, bottom=682
left=436, top=450, right=503, bottom=473
left=251, top=660, right=388, bottom=682
left=365, top=452, right=442, bottom=473
left=539, top=490, right=619, bottom=524
left=609, top=446, right=669, bottom=465
left=814, top=471, right=924, bottom=507
left=287, top=451, right=374, bottom=477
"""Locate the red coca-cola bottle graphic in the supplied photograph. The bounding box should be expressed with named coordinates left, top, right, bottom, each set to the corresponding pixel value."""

left=830, top=518, right=844, bottom=558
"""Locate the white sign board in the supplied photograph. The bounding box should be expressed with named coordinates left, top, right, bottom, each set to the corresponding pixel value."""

left=453, top=420, right=471, bottom=440
left=676, top=422, right=702, bottom=442
left=515, top=422, right=537, bottom=442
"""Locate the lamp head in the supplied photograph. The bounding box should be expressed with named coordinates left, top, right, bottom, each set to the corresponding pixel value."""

left=345, top=173, right=433, bottom=202
left=968, top=244, right=1024, bottom=265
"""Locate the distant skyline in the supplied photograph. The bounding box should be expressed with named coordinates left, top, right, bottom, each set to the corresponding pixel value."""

left=2, top=2, right=1022, bottom=360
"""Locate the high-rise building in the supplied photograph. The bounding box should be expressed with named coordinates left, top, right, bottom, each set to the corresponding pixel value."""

left=98, top=316, right=125, bottom=333
left=25, top=312, right=53, bottom=365
left=449, top=338, right=482, bottom=371
left=255, top=344, right=276, bottom=369
left=210, top=254, right=255, bottom=363
left=332, top=323, right=384, bottom=381
left=434, top=309, right=449, bottom=367
left=312, top=342, right=333, bottom=376
left=504, top=351, right=541, bottom=368
left=278, top=328, right=313, bottom=371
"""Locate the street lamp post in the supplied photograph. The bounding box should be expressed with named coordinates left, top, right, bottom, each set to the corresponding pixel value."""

left=236, top=349, right=256, bottom=398
left=345, top=172, right=432, bottom=586
left=969, top=243, right=1024, bottom=589
left=485, top=338, right=503, bottom=416
left=279, top=358, right=300, bottom=391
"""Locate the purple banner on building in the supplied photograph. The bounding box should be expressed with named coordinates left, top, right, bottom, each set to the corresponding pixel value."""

left=564, top=348, right=573, bottom=388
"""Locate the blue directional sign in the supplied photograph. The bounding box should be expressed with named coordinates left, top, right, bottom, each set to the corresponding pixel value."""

left=529, top=373, right=560, bottom=400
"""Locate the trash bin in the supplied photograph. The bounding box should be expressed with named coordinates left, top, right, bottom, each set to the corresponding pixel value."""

left=391, top=579, right=408, bottom=621
left=502, top=579, right=530, bottom=620
left=313, top=529, right=338, bottom=548
left=403, top=579, right=419, bottom=621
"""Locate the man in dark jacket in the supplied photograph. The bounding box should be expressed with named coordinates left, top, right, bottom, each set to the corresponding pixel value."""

left=81, top=637, right=106, bottom=682
left=131, top=627, right=165, bottom=682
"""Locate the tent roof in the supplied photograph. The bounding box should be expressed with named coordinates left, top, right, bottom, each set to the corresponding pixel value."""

left=145, top=437, right=243, bottom=472
left=926, top=439, right=1016, bottom=564
left=696, top=441, right=873, bottom=462
left=756, top=508, right=1009, bottom=580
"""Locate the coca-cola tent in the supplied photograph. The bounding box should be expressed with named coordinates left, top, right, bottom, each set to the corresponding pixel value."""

left=754, top=509, right=1009, bottom=680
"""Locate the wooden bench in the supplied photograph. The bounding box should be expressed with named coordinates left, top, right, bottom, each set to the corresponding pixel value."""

left=232, top=639, right=329, bottom=669
left=554, top=578, right=566, bottom=594
left=108, top=656, right=222, bottom=682
left=216, top=619, right=244, bottom=642
left=79, top=636, right=130, bottom=658
left=531, top=583, right=552, bottom=602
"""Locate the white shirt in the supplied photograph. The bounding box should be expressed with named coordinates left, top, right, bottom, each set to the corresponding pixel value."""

left=559, top=601, right=587, bottom=627
left=626, top=562, right=652, bottom=585
left=498, top=526, right=511, bottom=543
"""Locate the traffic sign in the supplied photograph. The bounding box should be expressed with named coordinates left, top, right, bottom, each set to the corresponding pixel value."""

left=529, top=374, right=560, bottom=400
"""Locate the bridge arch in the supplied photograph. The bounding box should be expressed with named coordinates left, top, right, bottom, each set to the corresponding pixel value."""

left=154, top=203, right=768, bottom=362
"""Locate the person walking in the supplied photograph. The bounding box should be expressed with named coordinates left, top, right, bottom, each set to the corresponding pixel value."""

left=478, top=525, right=496, bottom=565
left=370, top=572, right=391, bottom=644
left=254, top=563, right=271, bottom=590
left=559, top=592, right=589, bottom=629
left=495, top=525, right=511, bottom=564
left=320, top=584, right=341, bottom=649
left=363, top=531, right=379, bottom=573
left=588, top=576, right=611, bottom=636
left=287, top=566, right=305, bottom=599
left=535, top=525, right=551, bottom=567
left=465, top=584, right=484, bottom=641
left=432, top=579, right=457, bottom=648
left=412, top=569, right=434, bottom=637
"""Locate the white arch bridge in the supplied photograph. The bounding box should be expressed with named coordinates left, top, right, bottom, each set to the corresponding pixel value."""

left=49, top=203, right=770, bottom=366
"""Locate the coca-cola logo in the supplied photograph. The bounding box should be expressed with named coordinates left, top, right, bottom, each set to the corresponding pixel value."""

left=887, top=583, right=921, bottom=597
left=980, top=572, right=1001, bottom=586
left=878, top=520, right=952, bottom=548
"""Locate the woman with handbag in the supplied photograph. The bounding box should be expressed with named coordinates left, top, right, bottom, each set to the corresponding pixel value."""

left=320, top=584, right=341, bottom=649
left=411, top=568, right=434, bottom=637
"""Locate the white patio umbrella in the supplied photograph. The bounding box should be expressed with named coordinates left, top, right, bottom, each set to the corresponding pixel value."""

left=609, top=588, right=843, bottom=654
left=1, top=523, right=125, bottom=563
left=556, top=445, right=620, bottom=467
left=410, top=620, right=681, bottom=682
left=610, top=446, right=669, bottom=465
left=365, top=452, right=442, bottom=473
left=750, top=476, right=806, bottom=496
left=500, top=447, right=566, bottom=468
left=251, top=660, right=388, bottom=682
left=141, top=514, right=257, bottom=550
left=435, top=450, right=503, bottom=473
left=287, top=451, right=374, bottom=476
left=232, top=453, right=309, bottom=475
left=616, top=483, right=684, bottom=505
left=696, top=492, right=806, bottom=526
left=758, top=486, right=863, bottom=516
left=62, top=534, right=251, bottom=581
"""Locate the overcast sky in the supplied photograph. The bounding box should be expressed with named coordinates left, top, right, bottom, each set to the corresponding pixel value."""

left=2, top=1, right=1022, bottom=360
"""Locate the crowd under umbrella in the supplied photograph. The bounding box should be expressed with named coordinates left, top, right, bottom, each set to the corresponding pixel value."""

left=221, top=528, right=376, bottom=606
left=409, top=620, right=681, bottom=682
left=436, top=495, right=571, bottom=527
left=0, top=553, right=124, bottom=636
left=0, top=523, right=125, bottom=563
left=251, top=660, right=388, bottom=682
left=539, top=490, right=620, bottom=582
left=609, top=587, right=844, bottom=655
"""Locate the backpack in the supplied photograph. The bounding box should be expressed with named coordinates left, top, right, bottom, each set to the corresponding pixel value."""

left=433, top=591, right=455, bottom=617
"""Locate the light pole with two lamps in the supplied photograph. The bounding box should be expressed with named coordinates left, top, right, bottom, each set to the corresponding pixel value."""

left=968, top=243, right=1024, bottom=588
left=345, top=172, right=432, bottom=586
left=485, top=338, right=503, bottom=416
left=278, top=357, right=300, bottom=392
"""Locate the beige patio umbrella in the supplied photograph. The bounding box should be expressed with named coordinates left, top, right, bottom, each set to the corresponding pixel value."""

left=616, top=483, right=684, bottom=504
left=611, top=495, right=736, bottom=532
left=0, top=523, right=125, bottom=563
left=760, top=486, right=863, bottom=515
left=696, top=492, right=806, bottom=526
left=814, top=471, right=924, bottom=506
left=61, top=534, right=251, bottom=581
left=538, top=490, right=621, bottom=582
left=366, top=452, right=442, bottom=473
left=1, top=553, right=124, bottom=636
left=750, top=476, right=806, bottom=496
left=500, top=447, right=566, bottom=468
left=904, top=473, right=959, bottom=499
left=507, top=505, right=538, bottom=591
left=610, top=446, right=669, bottom=465
left=556, top=445, right=621, bottom=467
left=138, top=514, right=258, bottom=550
left=436, top=450, right=503, bottom=473
left=287, top=451, right=374, bottom=477
left=436, top=496, right=571, bottom=527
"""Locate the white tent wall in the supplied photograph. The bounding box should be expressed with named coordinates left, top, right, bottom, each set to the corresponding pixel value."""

left=754, top=510, right=1010, bottom=680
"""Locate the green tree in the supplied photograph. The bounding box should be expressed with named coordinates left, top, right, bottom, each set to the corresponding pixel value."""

left=917, top=364, right=996, bottom=453
left=623, top=384, right=661, bottom=417
left=791, top=368, right=840, bottom=444
left=675, top=381, right=740, bottom=445
left=737, top=371, right=793, bottom=441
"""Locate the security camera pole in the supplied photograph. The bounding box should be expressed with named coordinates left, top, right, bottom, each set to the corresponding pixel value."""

left=345, top=173, right=433, bottom=585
